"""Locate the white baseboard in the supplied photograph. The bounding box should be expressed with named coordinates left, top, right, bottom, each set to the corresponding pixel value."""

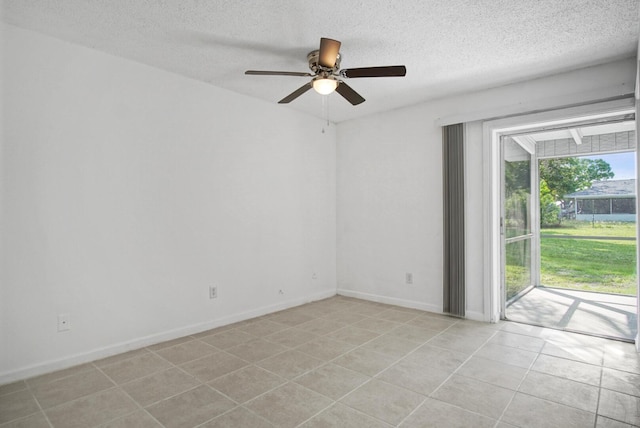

left=337, top=289, right=493, bottom=323
left=336, top=288, right=443, bottom=315
left=0, top=290, right=336, bottom=385
left=465, top=310, right=490, bottom=322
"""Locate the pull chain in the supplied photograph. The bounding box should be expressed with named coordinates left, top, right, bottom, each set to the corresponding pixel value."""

left=321, top=95, right=329, bottom=133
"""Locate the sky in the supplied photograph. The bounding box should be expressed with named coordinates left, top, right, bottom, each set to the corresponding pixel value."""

left=584, top=152, right=636, bottom=180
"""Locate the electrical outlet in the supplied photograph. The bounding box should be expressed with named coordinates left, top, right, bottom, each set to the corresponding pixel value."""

left=406, top=273, right=413, bottom=285
left=57, top=313, right=71, bottom=332
left=209, top=286, right=218, bottom=299
left=278, top=289, right=284, bottom=295
left=312, top=273, right=318, bottom=280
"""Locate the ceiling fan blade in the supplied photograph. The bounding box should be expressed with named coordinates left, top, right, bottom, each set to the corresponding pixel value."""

left=278, top=82, right=313, bottom=104
left=335, top=81, right=365, bottom=105
left=340, top=65, right=407, bottom=78
left=318, top=38, right=341, bottom=68
left=246, top=70, right=313, bottom=77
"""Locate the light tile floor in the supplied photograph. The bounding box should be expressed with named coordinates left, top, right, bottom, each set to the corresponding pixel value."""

left=1, top=296, right=639, bottom=427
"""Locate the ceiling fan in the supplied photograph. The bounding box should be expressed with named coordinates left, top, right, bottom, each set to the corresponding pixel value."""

left=245, top=37, right=406, bottom=105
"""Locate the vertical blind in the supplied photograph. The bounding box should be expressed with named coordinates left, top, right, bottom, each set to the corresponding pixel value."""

left=443, top=123, right=465, bottom=317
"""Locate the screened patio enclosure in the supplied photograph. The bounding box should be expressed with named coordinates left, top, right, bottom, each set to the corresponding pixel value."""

left=502, top=119, right=638, bottom=341
left=566, top=179, right=636, bottom=222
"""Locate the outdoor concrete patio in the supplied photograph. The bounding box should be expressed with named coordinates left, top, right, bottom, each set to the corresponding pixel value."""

left=506, top=287, right=638, bottom=342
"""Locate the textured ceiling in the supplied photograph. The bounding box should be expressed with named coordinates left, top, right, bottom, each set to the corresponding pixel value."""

left=2, top=1, right=639, bottom=122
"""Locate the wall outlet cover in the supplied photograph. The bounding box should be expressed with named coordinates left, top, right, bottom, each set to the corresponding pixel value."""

left=57, top=314, right=71, bottom=332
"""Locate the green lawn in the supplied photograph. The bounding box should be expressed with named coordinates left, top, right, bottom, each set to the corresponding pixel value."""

left=540, top=221, right=637, bottom=295
left=542, top=220, right=636, bottom=238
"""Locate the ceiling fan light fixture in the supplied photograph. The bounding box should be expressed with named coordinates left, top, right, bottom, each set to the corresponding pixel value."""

left=312, top=77, right=338, bottom=95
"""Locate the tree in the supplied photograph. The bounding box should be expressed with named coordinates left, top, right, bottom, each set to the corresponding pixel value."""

left=539, top=157, right=614, bottom=206
left=505, top=160, right=532, bottom=232
left=540, top=179, right=560, bottom=226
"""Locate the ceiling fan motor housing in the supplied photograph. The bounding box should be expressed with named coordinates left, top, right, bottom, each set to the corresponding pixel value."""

left=307, top=50, right=341, bottom=76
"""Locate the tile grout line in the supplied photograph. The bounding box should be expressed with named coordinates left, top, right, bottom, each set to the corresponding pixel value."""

left=228, top=303, right=382, bottom=425
left=490, top=339, right=545, bottom=428
left=188, top=302, right=378, bottom=426
left=289, top=306, right=422, bottom=427
left=198, top=304, right=433, bottom=427
left=293, top=399, right=393, bottom=428
left=148, top=340, right=276, bottom=427
left=592, top=348, right=640, bottom=428
left=104, top=339, right=237, bottom=426
left=302, top=313, right=462, bottom=425
left=189, top=377, right=275, bottom=428
left=91, top=363, right=165, bottom=428
left=594, top=362, right=604, bottom=428
left=5, top=303, right=419, bottom=423
left=0, top=301, right=438, bottom=426
left=321, top=311, right=469, bottom=426
left=488, top=324, right=541, bottom=427
left=28, top=361, right=125, bottom=427
left=127, top=338, right=276, bottom=427
left=491, top=326, right=604, bottom=426
left=223, top=315, right=385, bottom=424
left=7, top=297, right=633, bottom=427
left=15, top=380, right=55, bottom=428
left=394, top=324, right=502, bottom=427
left=192, top=404, right=276, bottom=428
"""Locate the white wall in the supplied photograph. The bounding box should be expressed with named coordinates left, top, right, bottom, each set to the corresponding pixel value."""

left=0, top=25, right=337, bottom=382
left=337, top=105, right=444, bottom=312
left=336, top=57, right=636, bottom=321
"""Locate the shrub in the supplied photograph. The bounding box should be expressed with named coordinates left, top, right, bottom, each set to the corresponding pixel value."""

left=540, top=193, right=560, bottom=226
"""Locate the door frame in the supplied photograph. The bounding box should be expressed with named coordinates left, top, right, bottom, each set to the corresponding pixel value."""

left=482, top=98, right=636, bottom=326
